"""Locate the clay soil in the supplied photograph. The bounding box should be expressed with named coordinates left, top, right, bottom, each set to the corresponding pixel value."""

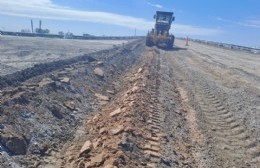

left=0, top=38, right=260, bottom=168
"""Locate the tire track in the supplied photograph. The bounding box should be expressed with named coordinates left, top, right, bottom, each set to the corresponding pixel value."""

left=195, top=85, right=260, bottom=167
left=143, top=50, right=165, bottom=167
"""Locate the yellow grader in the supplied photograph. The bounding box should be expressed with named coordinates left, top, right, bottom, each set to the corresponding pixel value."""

left=146, top=11, right=175, bottom=49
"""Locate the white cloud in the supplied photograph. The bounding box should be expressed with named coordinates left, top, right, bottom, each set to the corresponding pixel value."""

left=172, top=24, right=222, bottom=36
left=146, top=1, right=163, bottom=9
left=216, top=16, right=260, bottom=29
left=240, top=20, right=260, bottom=28
left=0, top=0, right=222, bottom=36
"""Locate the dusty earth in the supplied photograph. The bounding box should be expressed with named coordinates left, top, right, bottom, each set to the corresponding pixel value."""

left=0, top=37, right=260, bottom=168
left=0, top=36, right=129, bottom=76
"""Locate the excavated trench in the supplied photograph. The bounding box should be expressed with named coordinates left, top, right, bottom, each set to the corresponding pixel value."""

left=0, top=40, right=144, bottom=167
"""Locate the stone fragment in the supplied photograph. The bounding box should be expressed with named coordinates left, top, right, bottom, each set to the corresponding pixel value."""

left=79, top=140, right=92, bottom=156
left=4, top=135, right=27, bottom=155
left=64, top=101, right=76, bottom=110
left=0, top=124, right=4, bottom=129
left=57, top=71, right=68, bottom=77
left=104, top=164, right=114, bottom=168
left=104, top=158, right=117, bottom=168
left=89, top=153, right=105, bottom=167
left=160, top=157, right=172, bottom=166
left=39, top=78, right=54, bottom=87
left=97, top=61, right=104, bottom=66
left=138, top=68, right=143, bottom=73
left=93, top=139, right=102, bottom=149
left=92, top=114, right=100, bottom=121
left=106, top=90, right=115, bottom=94
left=64, top=67, right=74, bottom=71
left=94, top=68, right=104, bottom=77
left=109, top=108, right=121, bottom=117
left=95, top=93, right=109, bottom=101
left=111, top=125, right=124, bottom=135
left=99, top=127, right=107, bottom=134
left=60, top=77, right=70, bottom=84
left=131, top=86, right=139, bottom=93
left=147, top=163, right=157, bottom=168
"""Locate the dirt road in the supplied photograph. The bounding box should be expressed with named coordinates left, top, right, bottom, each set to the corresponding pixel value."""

left=57, top=40, right=260, bottom=168
left=157, top=40, right=260, bottom=167
left=0, top=38, right=260, bottom=168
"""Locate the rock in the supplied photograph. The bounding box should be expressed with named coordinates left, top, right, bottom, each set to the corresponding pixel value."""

left=92, top=114, right=100, bottom=121
left=111, top=125, right=124, bottom=135
left=89, top=153, right=105, bottom=167
left=0, top=124, right=4, bottom=129
left=104, top=158, right=116, bottom=168
left=0, top=144, right=3, bottom=152
left=94, top=93, right=109, bottom=101
left=48, top=105, right=63, bottom=119
left=64, top=101, right=76, bottom=110
left=19, top=111, right=32, bottom=119
left=4, top=135, right=27, bottom=155
left=138, top=68, right=143, bottom=73
left=93, top=139, right=102, bottom=149
left=38, top=143, right=49, bottom=155
left=97, top=61, right=104, bottom=66
left=131, top=86, right=139, bottom=93
left=109, top=108, right=121, bottom=117
left=39, top=78, right=54, bottom=87
left=104, top=164, right=114, bottom=168
left=79, top=140, right=92, bottom=156
left=106, top=90, right=115, bottom=94
left=57, top=71, right=68, bottom=77
left=64, top=67, right=74, bottom=71
left=60, top=77, right=70, bottom=84
left=94, top=68, right=104, bottom=78
left=99, top=127, right=107, bottom=134
left=119, top=132, right=133, bottom=152
left=160, top=157, right=172, bottom=166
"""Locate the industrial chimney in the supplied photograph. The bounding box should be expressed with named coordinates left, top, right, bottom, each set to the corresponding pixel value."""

left=31, top=19, right=34, bottom=33
left=39, top=20, right=42, bottom=32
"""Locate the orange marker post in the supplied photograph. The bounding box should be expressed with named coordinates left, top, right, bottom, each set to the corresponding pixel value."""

left=186, top=36, right=189, bottom=46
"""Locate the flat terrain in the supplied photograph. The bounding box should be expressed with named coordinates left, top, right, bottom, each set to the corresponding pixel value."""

left=0, top=37, right=259, bottom=168
left=0, top=36, right=128, bottom=76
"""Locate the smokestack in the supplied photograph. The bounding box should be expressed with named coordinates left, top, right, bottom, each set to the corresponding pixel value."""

left=39, top=20, right=42, bottom=30
left=31, top=19, right=34, bottom=33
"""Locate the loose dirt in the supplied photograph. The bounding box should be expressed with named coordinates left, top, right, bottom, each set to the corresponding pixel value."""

left=0, top=38, right=260, bottom=168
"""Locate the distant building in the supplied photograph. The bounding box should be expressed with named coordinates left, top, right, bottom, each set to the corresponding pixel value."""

left=58, top=31, right=64, bottom=36
left=64, top=31, right=73, bottom=39
left=35, top=28, right=50, bottom=34
left=21, top=29, right=31, bottom=33
left=83, top=33, right=94, bottom=37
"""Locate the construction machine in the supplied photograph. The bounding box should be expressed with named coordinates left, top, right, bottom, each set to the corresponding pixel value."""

left=146, top=11, right=175, bottom=49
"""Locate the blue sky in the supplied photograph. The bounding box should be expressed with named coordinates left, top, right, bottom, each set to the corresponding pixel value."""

left=0, top=0, right=259, bottom=47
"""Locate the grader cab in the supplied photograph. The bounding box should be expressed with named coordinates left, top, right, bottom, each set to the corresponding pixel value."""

left=146, top=11, right=175, bottom=49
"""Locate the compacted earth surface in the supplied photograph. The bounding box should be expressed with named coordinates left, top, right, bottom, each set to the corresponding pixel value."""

left=0, top=36, right=129, bottom=76
left=0, top=37, right=260, bottom=168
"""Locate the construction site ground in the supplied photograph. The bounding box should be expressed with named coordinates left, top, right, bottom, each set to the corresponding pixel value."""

left=0, top=37, right=260, bottom=168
